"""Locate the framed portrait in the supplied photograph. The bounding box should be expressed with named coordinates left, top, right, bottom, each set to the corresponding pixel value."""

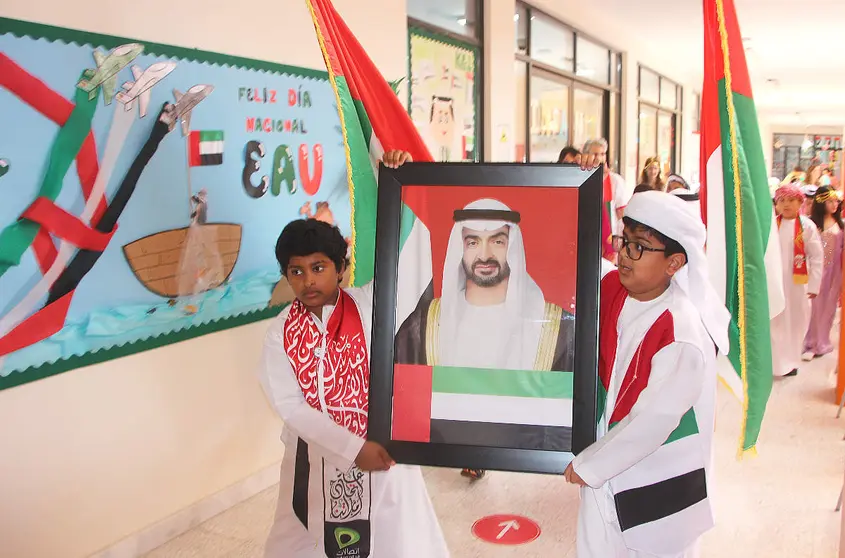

left=368, top=163, right=603, bottom=474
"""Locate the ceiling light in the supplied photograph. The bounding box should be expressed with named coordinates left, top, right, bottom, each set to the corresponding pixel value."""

left=514, top=13, right=520, bottom=21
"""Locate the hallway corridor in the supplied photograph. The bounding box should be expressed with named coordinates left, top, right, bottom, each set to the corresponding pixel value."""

left=144, top=353, right=845, bottom=557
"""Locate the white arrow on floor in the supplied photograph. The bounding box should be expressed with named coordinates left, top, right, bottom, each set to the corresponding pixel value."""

left=496, top=519, right=520, bottom=540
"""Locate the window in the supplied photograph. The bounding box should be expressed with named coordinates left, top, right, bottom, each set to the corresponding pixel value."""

left=514, top=2, right=622, bottom=164
left=771, top=133, right=843, bottom=180
left=514, top=61, right=528, bottom=161
left=637, top=66, right=682, bottom=177
left=573, top=86, right=604, bottom=150
left=639, top=68, right=660, bottom=104
left=529, top=71, right=570, bottom=162
left=693, top=92, right=701, bottom=133
left=515, top=3, right=528, bottom=56
left=576, top=37, right=610, bottom=85
left=407, top=0, right=480, bottom=38
left=530, top=13, right=575, bottom=73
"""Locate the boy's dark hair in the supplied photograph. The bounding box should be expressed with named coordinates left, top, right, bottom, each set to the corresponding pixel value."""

left=275, top=219, right=348, bottom=274
left=622, top=216, right=687, bottom=260
left=633, top=183, right=654, bottom=195
left=557, top=146, right=581, bottom=163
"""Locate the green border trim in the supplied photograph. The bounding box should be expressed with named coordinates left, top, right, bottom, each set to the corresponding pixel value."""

left=0, top=305, right=287, bottom=391
left=408, top=25, right=480, bottom=162
left=0, top=17, right=330, bottom=81
left=0, top=16, right=323, bottom=390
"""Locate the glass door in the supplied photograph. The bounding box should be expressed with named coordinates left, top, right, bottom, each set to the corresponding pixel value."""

left=572, top=84, right=604, bottom=152
left=529, top=69, right=572, bottom=162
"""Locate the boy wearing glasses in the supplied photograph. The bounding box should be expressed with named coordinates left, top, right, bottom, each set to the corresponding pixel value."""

left=564, top=191, right=731, bottom=558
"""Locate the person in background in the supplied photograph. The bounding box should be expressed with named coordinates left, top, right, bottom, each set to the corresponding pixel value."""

left=770, top=185, right=823, bottom=377
left=801, top=184, right=817, bottom=216
left=781, top=165, right=806, bottom=186
left=804, top=164, right=822, bottom=189
left=820, top=167, right=833, bottom=187
left=583, top=139, right=630, bottom=221
left=639, top=156, right=666, bottom=191
left=558, top=146, right=581, bottom=163
left=633, top=183, right=655, bottom=195
left=665, top=174, right=690, bottom=193
left=802, top=187, right=844, bottom=360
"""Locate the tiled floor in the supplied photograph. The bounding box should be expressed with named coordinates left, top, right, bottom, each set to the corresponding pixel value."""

left=144, top=353, right=845, bottom=557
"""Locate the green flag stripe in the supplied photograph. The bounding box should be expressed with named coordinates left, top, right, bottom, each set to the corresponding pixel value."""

left=432, top=366, right=573, bottom=399
left=0, top=80, right=97, bottom=278
left=664, top=408, right=700, bottom=444
left=199, top=131, right=224, bottom=142
left=718, top=84, right=774, bottom=450
left=335, top=77, right=378, bottom=286
left=610, top=408, right=698, bottom=446
left=398, top=204, right=418, bottom=253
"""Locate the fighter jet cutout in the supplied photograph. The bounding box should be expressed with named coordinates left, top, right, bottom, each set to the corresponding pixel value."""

left=77, top=43, right=144, bottom=105
left=172, top=85, right=214, bottom=136
left=115, top=62, right=177, bottom=118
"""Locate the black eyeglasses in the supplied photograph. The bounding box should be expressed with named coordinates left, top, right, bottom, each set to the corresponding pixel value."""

left=611, top=235, right=667, bottom=261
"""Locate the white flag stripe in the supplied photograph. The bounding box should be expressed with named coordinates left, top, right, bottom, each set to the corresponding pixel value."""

left=395, top=218, right=433, bottom=331
left=706, top=148, right=728, bottom=305
left=199, top=141, right=223, bottom=155
left=430, top=392, right=573, bottom=427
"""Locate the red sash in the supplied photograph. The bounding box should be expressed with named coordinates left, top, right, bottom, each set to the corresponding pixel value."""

left=777, top=215, right=809, bottom=284
left=283, top=289, right=370, bottom=437
left=598, top=271, right=676, bottom=424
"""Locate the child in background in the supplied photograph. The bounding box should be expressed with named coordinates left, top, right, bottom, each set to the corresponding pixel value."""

left=771, top=185, right=824, bottom=376
left=803, top=186, right=844, bottom=359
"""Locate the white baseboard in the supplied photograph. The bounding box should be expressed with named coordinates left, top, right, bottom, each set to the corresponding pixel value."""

left=90, top=462, right=281, bottom=558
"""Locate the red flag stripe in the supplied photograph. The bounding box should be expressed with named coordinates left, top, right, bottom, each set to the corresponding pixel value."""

left=21, top=197, right=116, bottom=252
left=391, top=364, right=433, bottom=442
left=0, top=292, right=74, bottom=357
left=309, top=0, right=431, bottom=162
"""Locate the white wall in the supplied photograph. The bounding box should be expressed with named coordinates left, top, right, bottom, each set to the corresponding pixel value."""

left=0, top=1, right=407, bottom=557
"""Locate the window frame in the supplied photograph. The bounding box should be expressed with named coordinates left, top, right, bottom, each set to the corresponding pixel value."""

left=514, top=1, right=622, bottom=169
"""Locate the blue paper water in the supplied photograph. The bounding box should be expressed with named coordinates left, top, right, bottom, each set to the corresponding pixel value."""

left=0, top=270, right=282, bottom=377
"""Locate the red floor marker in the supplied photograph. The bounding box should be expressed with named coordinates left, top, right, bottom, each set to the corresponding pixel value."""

left=472, top=514, right=541, bottom=545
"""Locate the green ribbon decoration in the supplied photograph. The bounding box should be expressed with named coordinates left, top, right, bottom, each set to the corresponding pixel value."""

left=0, top=76, right=99, bottom=278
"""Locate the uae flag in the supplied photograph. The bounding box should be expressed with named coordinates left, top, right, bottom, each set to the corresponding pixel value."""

left=701, top=0, right=784, bottom=454
left=188, top=130, right=224, bottom=166
left=305, top=0, right=432, bottom=292
left=392, top=365, right=573, bottom=450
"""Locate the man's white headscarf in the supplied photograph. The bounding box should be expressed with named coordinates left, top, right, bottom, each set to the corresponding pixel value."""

left=439, top=198, right=547, bottom=369
left=624, top=191, right=731, bottom=354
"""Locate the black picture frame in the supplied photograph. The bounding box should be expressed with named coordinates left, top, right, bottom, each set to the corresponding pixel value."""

left=368, top=163, right=602, bottom=474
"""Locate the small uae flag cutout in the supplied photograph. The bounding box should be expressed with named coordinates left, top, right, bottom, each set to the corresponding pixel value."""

left=188, top=131, right=224, bottom=166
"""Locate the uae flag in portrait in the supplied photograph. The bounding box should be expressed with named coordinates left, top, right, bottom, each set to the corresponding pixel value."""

left=188, top=130, right=224, bottom=166
left=392, top=364, right=573, bottom=450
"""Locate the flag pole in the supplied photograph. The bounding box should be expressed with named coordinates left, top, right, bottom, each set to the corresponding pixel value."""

left=184, top=131, right=193, bottom=221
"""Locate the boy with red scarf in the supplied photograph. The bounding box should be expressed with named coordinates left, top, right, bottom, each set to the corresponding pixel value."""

left=258, top=217, right=448, bottom=557
left=771, top=185, right=823, bottom=377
